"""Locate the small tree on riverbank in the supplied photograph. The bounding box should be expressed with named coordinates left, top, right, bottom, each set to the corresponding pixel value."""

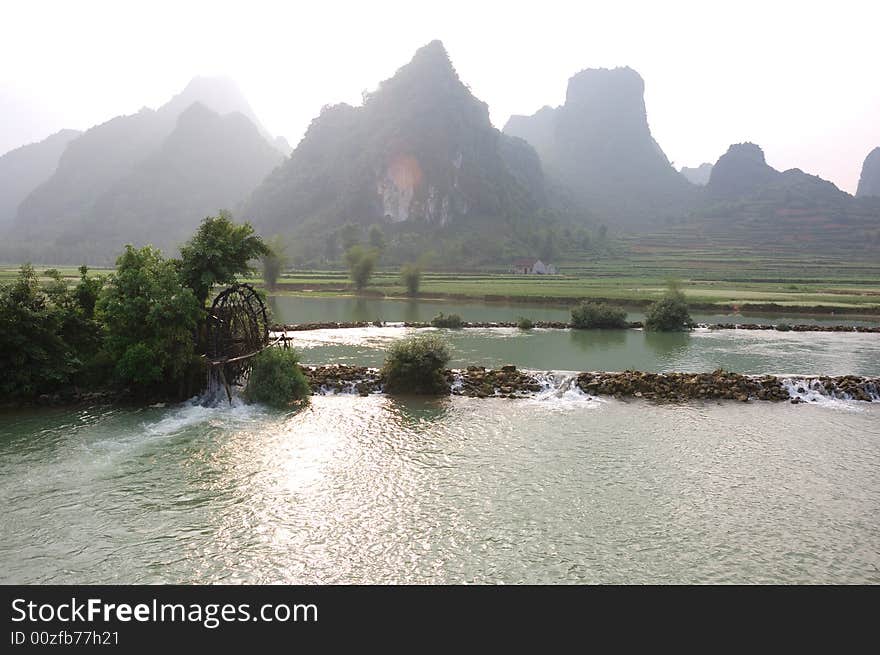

left=345, top=245, right=378, bottom=291
left=262, top=235, right=287, bottom=290
left=401, top=263, right=421, bottom=296
left=644, top=283, right=693, bottom=331
left=381, top=334, right=451, bottom=395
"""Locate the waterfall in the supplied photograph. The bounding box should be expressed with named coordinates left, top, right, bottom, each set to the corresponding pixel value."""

left=201, top=366, right=244, bottom=407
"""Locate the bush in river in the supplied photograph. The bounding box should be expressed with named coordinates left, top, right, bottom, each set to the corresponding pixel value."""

left=776, top=323, right=791, bottom=332
left=517, top=317, right=534, bottom=330
left=244, top=347, right=310, bottom=408
left=570, top=301, right=628, bottom=328
left=431, top=312, right=463, bottom=328
left=381, top=334, right=451, bottom=395
left=644, top=287, right=693, bottom=332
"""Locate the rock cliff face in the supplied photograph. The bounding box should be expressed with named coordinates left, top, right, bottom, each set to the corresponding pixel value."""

left=680, top=163, right=713, bottom=186
left=0, top=129, right=81, bottom=227
left=244, top=40, right=545, bottom=237
left=856, top=147, right=880, bottom=198
left=503, top=67, right=693, bottom=226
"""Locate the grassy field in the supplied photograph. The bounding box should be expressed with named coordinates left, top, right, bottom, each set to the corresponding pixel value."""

left=4, top=250, right=880, bottom=314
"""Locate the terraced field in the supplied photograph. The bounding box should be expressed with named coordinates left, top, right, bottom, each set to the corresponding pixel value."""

left=4, top=249, right=879, bottom=313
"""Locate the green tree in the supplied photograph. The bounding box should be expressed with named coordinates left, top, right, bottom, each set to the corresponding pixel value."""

left=74, top=265, right=103, bottom=318
left=0, top=264, right=71, bottom=397
left=345, top=245, right=378, bottom=291
left=262, top=235, right=287, bottom=290
left=97, top=246, right=202, bottom=392
left=400, top=263, right=421, bottom=295
left=179, top=211, right=269, bottom=306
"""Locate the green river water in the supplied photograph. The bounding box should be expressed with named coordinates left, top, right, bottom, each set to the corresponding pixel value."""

left=1, top=297, right=878, bottom=584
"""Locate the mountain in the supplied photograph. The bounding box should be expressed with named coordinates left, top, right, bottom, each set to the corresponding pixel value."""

left=856, top=147, right=880, bottom=198
left=503, top=66, right=693, bottom=227
left=674, top=142, right=880, bottom=253
left=0, top=128, right=81, bottom=227
left=7, top=78, right=284, bottom=263
left=680, top=163, right=713, bottom=186
left=706, top=143, right=780, bottom=198
left=244, top=40, right=545, bottom=240
left=85, top=104, right=283, bottom=253
left=160, top=76, right=284, bottom=151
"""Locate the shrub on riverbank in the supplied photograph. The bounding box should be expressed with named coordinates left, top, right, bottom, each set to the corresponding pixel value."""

left=644, top=287, right=694, bottom=331
left=570, top=301, right=628, bottom=328
left=381, top=334, right=451, bottom=394
left=244, top=347, right=310, bottom=408
left=431, top=312, right=463, bottom=328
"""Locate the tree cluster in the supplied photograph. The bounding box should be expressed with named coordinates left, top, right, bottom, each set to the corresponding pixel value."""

left=0, top=213, right=269, bottom=401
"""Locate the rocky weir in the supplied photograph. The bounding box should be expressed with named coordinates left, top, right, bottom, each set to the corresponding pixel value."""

left=300, top=365, right=880, bottom=403
left=273, top=321, right=880, bottom=333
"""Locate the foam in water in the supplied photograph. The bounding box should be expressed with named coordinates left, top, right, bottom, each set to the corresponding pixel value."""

left=779, top=376, right=879, bottom=409
left=529, top=371, right=601, bottom=405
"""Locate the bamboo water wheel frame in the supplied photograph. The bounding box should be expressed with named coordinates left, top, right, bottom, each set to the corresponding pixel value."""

left=205, top=283, right=270, bottom=401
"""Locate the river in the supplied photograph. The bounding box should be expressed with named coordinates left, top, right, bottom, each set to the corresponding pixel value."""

left=1, top=301, right=879, bottom=584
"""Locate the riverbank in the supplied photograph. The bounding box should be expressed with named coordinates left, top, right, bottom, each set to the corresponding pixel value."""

left=272, top=320, right=880, bottom=333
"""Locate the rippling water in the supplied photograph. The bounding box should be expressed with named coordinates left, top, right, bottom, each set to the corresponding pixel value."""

left=2, top=325, right=879, bottom=584
left=1, top=395, right=878, bottom=584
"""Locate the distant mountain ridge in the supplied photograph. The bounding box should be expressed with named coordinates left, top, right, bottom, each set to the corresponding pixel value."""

left=82, top=103, right=283, bottom=253
left=678, top=142, right=880, bottom=253
left=5, top=78, right=286, bottom=263
left=0, top=128, right=81, bottom=227
left=2, top=53, right=877, bottom=264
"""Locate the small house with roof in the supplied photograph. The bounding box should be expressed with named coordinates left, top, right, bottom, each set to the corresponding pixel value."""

left=511, top=258, right=556, bottom=275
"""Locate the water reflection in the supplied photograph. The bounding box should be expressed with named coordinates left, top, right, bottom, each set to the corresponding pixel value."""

left=402, top=299, right=422, bottom=324
left=270, top=294, right=880, bottom=327
left=643, top=330, right=690, bottom=354
left=569, top=328, right=627, bottom=353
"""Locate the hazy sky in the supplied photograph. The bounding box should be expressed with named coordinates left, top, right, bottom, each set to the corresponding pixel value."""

left=2, top=0, right=878, bottom=192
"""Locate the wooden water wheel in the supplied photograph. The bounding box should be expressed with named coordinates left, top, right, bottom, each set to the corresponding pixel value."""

left=205, top=283, right=270, bottom=396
